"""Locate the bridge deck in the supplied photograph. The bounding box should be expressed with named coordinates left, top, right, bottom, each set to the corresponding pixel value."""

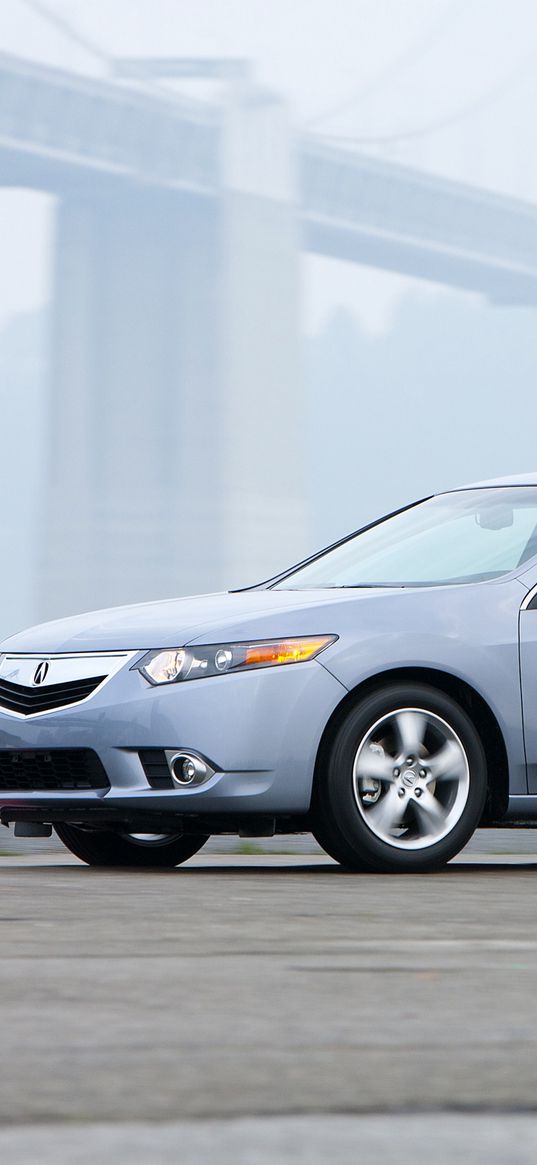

left=1, top=52, right=537, bottom=301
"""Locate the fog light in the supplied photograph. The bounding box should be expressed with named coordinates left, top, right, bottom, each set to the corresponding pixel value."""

left=165, top=750, right=215, bottom=787
left=182, top=759, right=196, bottom=782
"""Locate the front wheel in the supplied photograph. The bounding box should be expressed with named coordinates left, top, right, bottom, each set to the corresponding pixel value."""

left=54, top=824, right=209, bottom=867
left=313, top=683, right=487, bottom=873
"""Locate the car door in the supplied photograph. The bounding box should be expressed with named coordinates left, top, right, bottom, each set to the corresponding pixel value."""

left=518, top=568, right=537, bottom=793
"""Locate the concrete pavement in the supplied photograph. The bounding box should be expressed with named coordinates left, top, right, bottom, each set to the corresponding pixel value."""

left=0, top=847, right=537, bottom=1158
left=3, top=1113, right=537, bottom=1165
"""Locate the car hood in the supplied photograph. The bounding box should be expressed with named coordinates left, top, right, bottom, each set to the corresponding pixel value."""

left=0, top=588, right=381, bottom=654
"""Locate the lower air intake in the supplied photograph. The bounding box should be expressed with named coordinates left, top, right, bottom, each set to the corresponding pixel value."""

left=0, top=749, right=110, bottom=791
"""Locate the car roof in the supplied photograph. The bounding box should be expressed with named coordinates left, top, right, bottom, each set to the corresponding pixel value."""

left=446, top=472, right=537, bottom=492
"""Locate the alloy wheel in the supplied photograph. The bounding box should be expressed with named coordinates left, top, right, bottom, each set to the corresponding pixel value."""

left=352, top=706, right=470, bottom=851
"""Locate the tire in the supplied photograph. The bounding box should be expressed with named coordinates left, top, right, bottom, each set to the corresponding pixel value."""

left=311, top=799, right=369, bottom=870
left=313, top=683, right=487, bottom=873
left=54, top=824, right=209, bottom=868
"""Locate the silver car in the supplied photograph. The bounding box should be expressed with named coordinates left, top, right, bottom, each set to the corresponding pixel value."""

left=1, top=473, right=537, bottom=873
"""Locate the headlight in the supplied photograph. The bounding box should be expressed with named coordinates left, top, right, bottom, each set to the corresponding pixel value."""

left=136, top=635, right=337, bottom=685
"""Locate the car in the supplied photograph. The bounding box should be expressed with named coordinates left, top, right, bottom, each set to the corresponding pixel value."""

left=2, top=473, right=537, bottom=873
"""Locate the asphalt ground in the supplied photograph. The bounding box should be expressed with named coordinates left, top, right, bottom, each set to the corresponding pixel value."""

left=1, top=831, right=537, bottom=1161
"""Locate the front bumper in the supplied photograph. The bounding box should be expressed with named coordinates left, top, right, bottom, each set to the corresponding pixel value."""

left=0, top=656, right=347, bottom=826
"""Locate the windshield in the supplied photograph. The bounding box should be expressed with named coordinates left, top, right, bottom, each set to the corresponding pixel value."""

left=273, top=488, right=537, bottom=589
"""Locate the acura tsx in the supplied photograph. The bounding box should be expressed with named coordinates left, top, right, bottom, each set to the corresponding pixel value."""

left=1, top=473, right=537, bottom=873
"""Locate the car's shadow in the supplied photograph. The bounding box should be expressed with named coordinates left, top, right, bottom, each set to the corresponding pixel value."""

left=177, top=859, right=537, bottom=876
left=6, top=857, right=537, bottom=875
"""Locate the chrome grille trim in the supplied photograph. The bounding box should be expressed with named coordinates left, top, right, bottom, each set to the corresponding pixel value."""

left=0, top=651, right=138, bottom=718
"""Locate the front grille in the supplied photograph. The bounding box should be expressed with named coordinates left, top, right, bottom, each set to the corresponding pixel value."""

left=139, top=749, right=173, bottom=789
left=0, top=675, right=106, bottom=716
left=0, top=749, right=109, bottom=791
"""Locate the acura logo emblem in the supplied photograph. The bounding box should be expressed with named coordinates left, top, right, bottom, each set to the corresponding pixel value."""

left=33, top=661, right=49, bottom=686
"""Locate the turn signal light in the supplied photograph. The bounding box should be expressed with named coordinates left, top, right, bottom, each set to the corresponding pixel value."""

left=244, top=637, right=335, bottom=666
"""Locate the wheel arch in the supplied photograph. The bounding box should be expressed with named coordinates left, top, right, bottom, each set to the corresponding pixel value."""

left=313, top=666, right=509, bottom=823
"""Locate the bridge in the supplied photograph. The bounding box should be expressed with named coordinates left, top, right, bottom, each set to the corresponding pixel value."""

left=2, top=52, right=537, bottom=301
left=2, top=51, right=537, bottom=615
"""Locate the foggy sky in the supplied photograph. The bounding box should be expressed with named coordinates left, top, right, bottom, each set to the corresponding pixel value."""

left=1, top=0, right=537, bottom=632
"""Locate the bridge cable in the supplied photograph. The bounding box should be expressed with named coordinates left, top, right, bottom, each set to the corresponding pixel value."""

left=15, top=0, right=182, bottom=103
left=306, top=0, right=471, bottom=129
left=315, top=38, right=537, bottom=146
left=17, top=0, right=111, bottom=65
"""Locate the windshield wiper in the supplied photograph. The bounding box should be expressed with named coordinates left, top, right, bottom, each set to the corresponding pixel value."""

left=337, top=583, right=400, bottom=589
left=274, top=583, right=400, bottom=590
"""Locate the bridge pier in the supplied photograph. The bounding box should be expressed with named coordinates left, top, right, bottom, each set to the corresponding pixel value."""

left=40, top=91, right=305, bottom=619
